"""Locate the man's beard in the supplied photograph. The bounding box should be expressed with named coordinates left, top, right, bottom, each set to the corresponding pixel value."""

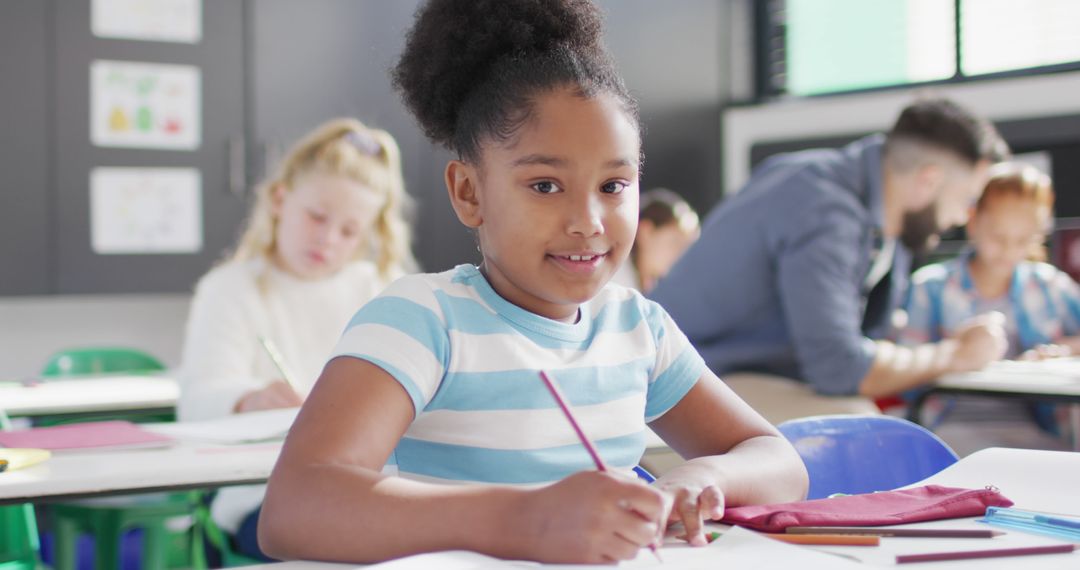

left=901, top=201, right=943, bottom=254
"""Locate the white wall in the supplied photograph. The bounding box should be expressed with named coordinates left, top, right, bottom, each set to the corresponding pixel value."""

left=723, top=70, right=1080, bottom=194
left=0, top=294, right=189, bottom=378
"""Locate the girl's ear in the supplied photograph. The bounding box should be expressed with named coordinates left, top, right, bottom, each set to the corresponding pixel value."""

left=445, top=160, right=483, bottom=228
left=270, top=183, right=287, bottom=217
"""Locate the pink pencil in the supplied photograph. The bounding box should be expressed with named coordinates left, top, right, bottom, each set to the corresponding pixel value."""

left=896, top=543, right=1076, bottom=564
left=538, top=370, right=662, bottom=563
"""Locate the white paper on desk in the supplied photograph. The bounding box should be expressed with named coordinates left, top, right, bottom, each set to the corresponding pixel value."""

left=596, top=526, right=864, bottom=569
left=367, top=550, right=535, bottom=569
left=375, top=527, right=863, bottom=569
left=145, top=408, right=298, bottom=444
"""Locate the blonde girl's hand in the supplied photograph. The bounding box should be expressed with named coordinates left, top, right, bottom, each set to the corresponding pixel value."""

left=519, top=470, right=665, bottom=564
left=234, top=380, right=303, bottom=413
left=653, top=466, right=726, bottom=547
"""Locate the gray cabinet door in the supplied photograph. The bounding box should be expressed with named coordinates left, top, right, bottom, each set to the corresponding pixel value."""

left=53, top=0, right=248, bottom=294
left=0, top=0, right=50, bottom=295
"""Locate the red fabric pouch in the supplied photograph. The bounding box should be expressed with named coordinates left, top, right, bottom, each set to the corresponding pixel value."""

left=721, top=485, right=1013, bottom=533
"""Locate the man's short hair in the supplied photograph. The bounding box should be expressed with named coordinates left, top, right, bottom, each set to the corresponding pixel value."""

left=884, top=98, right=1010, bottom=169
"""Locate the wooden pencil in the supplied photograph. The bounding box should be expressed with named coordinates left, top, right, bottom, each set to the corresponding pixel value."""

left=896, top=543, right=1076, bottom=564
left=786, top=527, right=1003, bottom=538
left=765, top=533, right=880, bottom=546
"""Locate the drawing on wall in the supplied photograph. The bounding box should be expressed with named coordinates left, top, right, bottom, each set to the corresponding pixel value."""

left=92, top=0, right=202, bottom=44
left=91, top=60, right=201, bottom=150
left=91, top=167, right=203, bottom=255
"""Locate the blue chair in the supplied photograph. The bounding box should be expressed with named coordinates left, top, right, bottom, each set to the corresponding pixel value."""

left=777, top=415, right=959, bottom=500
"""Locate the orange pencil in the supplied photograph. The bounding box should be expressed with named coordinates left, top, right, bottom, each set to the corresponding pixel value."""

left=765, top=533, right=880, bottom=546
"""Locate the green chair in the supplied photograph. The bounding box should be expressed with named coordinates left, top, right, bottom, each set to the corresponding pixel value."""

left=37, top=348, right=173, bottom=427
left=40, top=348, right=164, bottom=378
left=39, top=347, right=202, bottom=570
left=0, top=504, right=41, bottom=570
left=0, top=410, right=44, bottom=570
left=191, top=502, right=261, bottom=568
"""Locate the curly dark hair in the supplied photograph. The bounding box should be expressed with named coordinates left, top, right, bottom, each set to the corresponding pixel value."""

left=392, top=0, right=639, bottom=162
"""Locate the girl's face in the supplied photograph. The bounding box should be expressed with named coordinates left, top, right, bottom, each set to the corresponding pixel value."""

left=968, top=193, right=1048, bottom=277
left=451, top=89, right=640, bottom=322
left=271, top=172, right=384, bottom=280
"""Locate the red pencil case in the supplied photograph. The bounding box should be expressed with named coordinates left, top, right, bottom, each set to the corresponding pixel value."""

left=721, top=485, right=1013, bottom=533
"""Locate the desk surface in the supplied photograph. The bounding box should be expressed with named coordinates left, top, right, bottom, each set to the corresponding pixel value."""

left=232, top=448, right=1080, bottom=569
left=0, top=441, right=279, bottom=506
left=1, top=374, right=179, bottom=417
left=934, top=358, right=1080, bottom=397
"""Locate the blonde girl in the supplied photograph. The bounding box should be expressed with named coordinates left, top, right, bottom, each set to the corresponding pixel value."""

left=178, top=117, right=415, bottom=560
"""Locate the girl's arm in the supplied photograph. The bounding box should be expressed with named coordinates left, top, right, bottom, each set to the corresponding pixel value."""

left=259, top=357, right=668, bottom=565
left=648, top=370, right=809, bottom=545
left=178, top=273, right=267, bottom=421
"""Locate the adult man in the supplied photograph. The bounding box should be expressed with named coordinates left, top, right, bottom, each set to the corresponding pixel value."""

left=650, top=98, right=1010, bottom=422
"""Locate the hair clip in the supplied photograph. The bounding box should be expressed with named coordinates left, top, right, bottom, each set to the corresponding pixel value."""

left=344, top=131, right=382, bottom=156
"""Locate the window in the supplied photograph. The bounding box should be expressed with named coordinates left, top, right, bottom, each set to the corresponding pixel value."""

left=960, top=0, right=1080, bottom=75
left=761, top=0, right=1080, bottom=98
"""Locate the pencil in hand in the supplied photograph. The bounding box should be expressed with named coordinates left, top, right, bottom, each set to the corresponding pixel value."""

left=256, top=334, right=301, bottom=392
left=538, top=370, right=663, bottom=562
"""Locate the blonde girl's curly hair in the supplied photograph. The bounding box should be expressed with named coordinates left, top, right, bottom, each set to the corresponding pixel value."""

left=230, top=118, right=417, bottom=281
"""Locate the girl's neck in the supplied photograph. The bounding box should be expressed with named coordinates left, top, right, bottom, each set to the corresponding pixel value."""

left=966, top=255, right=1012, bottom=299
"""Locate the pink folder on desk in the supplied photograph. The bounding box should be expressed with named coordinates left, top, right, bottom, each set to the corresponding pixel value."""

left=0, top=420, right=174, bottom=452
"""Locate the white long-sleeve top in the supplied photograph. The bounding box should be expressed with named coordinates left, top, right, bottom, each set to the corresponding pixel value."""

left=178, top=256, right=389, bottom=532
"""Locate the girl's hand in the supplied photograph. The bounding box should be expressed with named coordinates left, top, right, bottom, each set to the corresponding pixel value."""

left=949, top=312, right=1007, bottom=371
left=234, top=380, right=303, bottom=413
left=1019, top=343, right=1072, bottom=361
left=519, top=470, right=665, bottom=564
left=653, top=464, right=726, bottom=547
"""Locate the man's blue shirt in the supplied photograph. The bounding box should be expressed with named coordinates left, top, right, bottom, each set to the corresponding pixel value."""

left=650, top=135, right=911, bottom=395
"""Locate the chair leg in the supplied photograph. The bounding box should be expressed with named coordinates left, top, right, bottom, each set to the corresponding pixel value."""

left=140, top=523, right=169, bottom=570
left=52, top=518, right=79, bottom=570
left=96, top=516, right=123, bottom=570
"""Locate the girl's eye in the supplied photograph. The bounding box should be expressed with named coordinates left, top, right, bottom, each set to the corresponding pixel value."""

left=601, top=181, right=627, bottom=194
left=531, top=181, right=560, bottom=194
left=308, top=210, right=328, bottom=223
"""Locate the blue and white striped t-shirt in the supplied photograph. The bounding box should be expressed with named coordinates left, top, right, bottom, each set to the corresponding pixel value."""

left=329, top=264, right=706, bottom=486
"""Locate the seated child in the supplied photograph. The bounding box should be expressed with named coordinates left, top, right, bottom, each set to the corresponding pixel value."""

left=896, top=163, right=1080, bottom=449
left=258, top=0, right=808, bottom=565
left=611, top=188, right=701, bottom=293
left=178, top=117, right=415, bottom=559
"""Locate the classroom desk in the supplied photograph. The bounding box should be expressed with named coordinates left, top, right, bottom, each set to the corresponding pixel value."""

left=0, top=440, right=279, bottom=506
left=0, top=374, right=179, bottom=419
left=230, top=447, right=1080, bottom=569
left=908, top=359, right=1080, bottom=450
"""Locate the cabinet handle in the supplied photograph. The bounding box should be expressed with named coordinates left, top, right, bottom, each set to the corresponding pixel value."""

left=228, top=135, right=247, bottom=197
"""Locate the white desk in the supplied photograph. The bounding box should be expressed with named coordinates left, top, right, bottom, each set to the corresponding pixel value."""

left=911, top=359, right=1080, bottom=450
left=0, top=440, right=279, bottom=506
left=0, top=374, right=179, bottom=418
left=231, top=448, right=1080, bottom=569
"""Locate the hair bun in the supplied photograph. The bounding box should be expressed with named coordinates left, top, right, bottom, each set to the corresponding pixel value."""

left=393, top=0, right=605, bottom=148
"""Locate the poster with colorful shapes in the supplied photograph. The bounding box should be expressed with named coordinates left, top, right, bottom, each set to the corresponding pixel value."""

left=90, top=167, right=202, bottom=254
left=91, top=60, right=200, bottom=150
left=92, top=0, right=202, bottom=44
